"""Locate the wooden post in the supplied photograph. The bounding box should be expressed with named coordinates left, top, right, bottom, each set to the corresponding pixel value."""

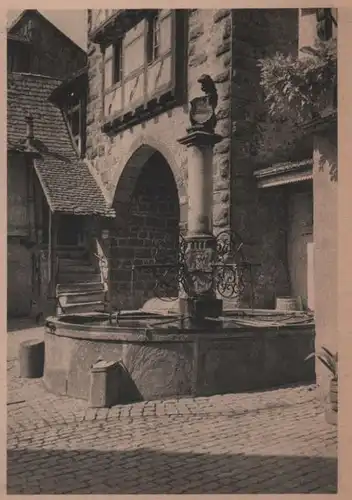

left=48, top=211, right=58, bottom=299
left=102, top=228, right=112, bottom=316
left=48, top=209, right=52, bottom=287
left=52, top=214, right=58, bottom=294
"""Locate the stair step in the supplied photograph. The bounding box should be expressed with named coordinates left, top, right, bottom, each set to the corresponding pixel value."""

left=59, top=258, right=93, bottom=266
left=57, top=300, right=106, bottom=315
left=59, top=264, right=96, bottom=274
left=58, top=273, right=101, bottom=284
left=56, top=247, right=88, bottom=259
left=58, top=290, right=106, bottom=306
left=56, top=282, right=105, bottom=294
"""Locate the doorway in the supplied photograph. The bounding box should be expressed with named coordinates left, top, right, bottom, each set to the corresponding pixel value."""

left=287, top=182, right=314, bottom=310
left=57, top=215, right=86, bottom=247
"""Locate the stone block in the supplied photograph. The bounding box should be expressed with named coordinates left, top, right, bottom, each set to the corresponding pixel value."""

left=216, top=107, right=230, bottom=122
left=189, top=24, right=204, bottom=41
left=89, top=360, right=121, bottom=408
left=222, top=17, right=232, bottom=37
left=216, top=119, right=231, bottom=137
left=214, top=138, right=230, bottom=155
left=214, top=69, right=230, bottom=84
left=188, top=43, right=196, bottom=57
left=213, top=10, right=231, bottom=23
left=215, top=157, right=230, bottom=179
left=19, top=339, right=45, bottom=379
left=213, top=204, right=229, bottom=227
left=216, top=40, right=231, bottom=57
left=189, top=52, right=208, bottom=68
left=222, top=53, right=232, bottom=68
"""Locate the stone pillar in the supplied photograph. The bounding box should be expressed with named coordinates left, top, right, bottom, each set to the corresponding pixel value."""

left=186, top=141, right=213, bottom=236
left=178, top=129, right=223, bottom=323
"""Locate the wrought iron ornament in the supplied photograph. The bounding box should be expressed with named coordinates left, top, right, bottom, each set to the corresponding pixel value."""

left=131, top=230, right=253, bottom=302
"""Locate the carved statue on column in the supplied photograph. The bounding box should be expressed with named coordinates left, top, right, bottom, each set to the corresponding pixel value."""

left=189, top=74, right=218, bottom=133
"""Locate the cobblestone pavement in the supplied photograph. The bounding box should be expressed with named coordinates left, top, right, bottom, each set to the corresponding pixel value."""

left=7, top=322, right=338, bottom=494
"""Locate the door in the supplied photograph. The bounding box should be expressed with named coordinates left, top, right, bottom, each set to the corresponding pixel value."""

left=287, top=184, right=314, bottom=310
left=57, top=215, right=86, bottom=246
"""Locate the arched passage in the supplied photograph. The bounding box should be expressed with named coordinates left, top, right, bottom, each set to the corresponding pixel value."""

left=110, top=146, right=181, bottom=310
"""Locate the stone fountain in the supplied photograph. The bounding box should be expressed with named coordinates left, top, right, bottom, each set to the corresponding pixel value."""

left=43, top=75, right=315, bottom=405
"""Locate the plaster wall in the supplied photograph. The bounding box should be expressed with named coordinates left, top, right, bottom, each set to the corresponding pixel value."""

left=313, top=131, right=338, bottom=393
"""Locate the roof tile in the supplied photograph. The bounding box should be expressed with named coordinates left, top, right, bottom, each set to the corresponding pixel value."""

left=7, top=72, right=114, bottom=218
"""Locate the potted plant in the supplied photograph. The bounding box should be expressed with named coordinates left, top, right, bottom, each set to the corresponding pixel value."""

left=305, top=346, right=338, bottom=424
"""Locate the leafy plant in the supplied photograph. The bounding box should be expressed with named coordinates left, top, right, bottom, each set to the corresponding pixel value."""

left=255, top=38, right=337, bottom=164
left=258, top=38, right=337, bottom=123
left=305, top=346, right=338, bottom=380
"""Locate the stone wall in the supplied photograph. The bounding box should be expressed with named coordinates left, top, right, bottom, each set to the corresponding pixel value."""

left=110, top=154, right=180, bottom=309
left=86, top=10, right=233, bottom=307
left=86, top=10, right=303, bottom=309
left=229, top=9, right=299, bottom=307
left=43, top=319, right=315, bottom=402
left=191, top=9, right=233, bottom=235
left=10, top=12, right=86, bottom=79
left=86, top=9, right=232, bottom=225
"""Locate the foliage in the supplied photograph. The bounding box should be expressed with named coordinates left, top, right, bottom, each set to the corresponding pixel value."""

left=258, top=38, right=337, bottom=124
left=305, top=346, right=338, bottom=380
left=254, top=38, right=337, bottom=163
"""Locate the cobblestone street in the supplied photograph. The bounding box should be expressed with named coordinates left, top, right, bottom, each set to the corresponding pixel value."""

left=7, top=322, right=338, bottom=494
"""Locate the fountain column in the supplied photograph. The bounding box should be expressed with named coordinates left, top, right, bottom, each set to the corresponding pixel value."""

left=177, top=74, right=223, bottom=323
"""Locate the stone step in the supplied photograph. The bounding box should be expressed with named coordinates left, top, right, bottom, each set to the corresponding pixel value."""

left=56, top=246, right=88, bottom=259
left=59, top=263, right=97, bottom=274
left=59, top=257, right=94, bottom=266
left=57, top=300, right=106, bottom=315
left=58, top=289, right=106, bottom=306
left=57, top=273, right=101, bottom=284
left=56, top=282, right=105, bottom=294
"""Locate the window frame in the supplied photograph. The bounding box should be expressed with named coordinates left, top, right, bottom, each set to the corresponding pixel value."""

left=113, top=40, right=123, bottom=85
left=146, top=11, right=161, bottom=64
left=65, top=93, right=84, bottom=156
left=101, top=10, right=185, bottom=132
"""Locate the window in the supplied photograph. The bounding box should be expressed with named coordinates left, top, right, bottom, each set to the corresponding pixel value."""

left=101, top=10, right=186, bottom=131
left=113, top=40, right=123, bottom=84
left=66, top=92, right=82, bottom=154
left=104, top=39, right=123, bottom=89
left=7, top=42, right=31, bottom=73
left=147, top=12, right=161, bottom=64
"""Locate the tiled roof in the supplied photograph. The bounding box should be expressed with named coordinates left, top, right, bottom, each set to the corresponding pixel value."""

left=7, top=72, right=115, bottom=218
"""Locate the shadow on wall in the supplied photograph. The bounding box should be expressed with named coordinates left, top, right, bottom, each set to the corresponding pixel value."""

left=7, top=448, right=337, bottom=494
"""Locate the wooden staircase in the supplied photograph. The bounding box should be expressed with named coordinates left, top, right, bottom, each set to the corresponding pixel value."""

left=55, top=246, right=107, bottom=315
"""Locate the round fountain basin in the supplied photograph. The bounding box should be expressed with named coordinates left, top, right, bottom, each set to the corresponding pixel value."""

left=43, top=309, right=315, bottom=403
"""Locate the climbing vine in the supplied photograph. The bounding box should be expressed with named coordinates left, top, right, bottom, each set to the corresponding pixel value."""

left=255, top=38, right=337, bottom=163
left=258, top=38, right=337, bottom=123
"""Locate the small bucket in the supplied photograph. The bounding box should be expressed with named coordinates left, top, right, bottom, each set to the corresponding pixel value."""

left=275, top=296, right=298, bottom=311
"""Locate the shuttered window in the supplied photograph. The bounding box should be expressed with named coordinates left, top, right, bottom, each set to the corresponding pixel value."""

left=102, top=9, right=185, bottom=126
left=65, top=93, right=84, bottom=155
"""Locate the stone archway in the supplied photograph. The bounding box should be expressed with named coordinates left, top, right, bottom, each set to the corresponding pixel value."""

left=110, top=145, right=182, bottom=310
